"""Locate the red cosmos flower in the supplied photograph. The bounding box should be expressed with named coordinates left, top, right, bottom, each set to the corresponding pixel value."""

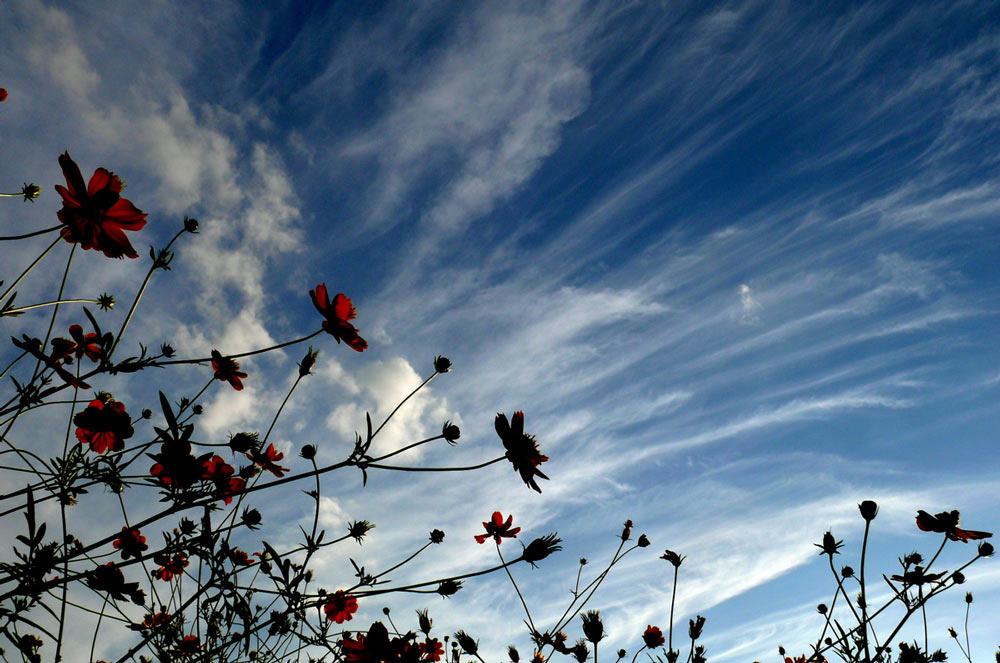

left=421, top=639, right=444, bottom=663
left=324, top=590, right=359, bottom=623
left=86, top=562, right=145, bottom=605
left=309, top=283, right=368, bottom=352
left=74, top=397, right=134, bottom=454
left=140, top=612, right=171, bottom=629
left=916, top=510, right=993, bottom=543
left=341, top=622, right=392, bottom=663
left=150, top=439, right=209, bottom=490
left=249, top=442, right=289, bottom=478
left=228, top=548, right=254, bottom=566
left=474, top=511, right=521, bottom=545
left=495, top=412, right=549, bottom=493
left=12, top=334, right=91, bottom=389
left=0, top=88, right=7, bottom=102
left=55, top=152, right=148, bottom=259
left=176, top=635, right=202, bottom=656
left=211, top=350, right=247, bottom=391
left=152, top=552, right=189, bottom=582
left=642, top=625, right=665, bottom=649
left=51, top=324, right=103, bottom=363
left=201, top=454, right=245, bottom=504
left=113, top=527, right=148, bottom=560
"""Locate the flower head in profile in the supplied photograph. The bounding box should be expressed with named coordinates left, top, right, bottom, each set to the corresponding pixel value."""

left=201, top=455, right=245, bottom=504
left=474, top=511, right=521, bottom=544
left=324, top=590, right=359, bottom=623
left=152, top=552, right=189, bottom=582
left=309, top=283, right=367, bottom=351
left=495, top=411, right=549, bottom=493
left=211, top=350, right=247, bottom=391
left=55, top=152, right=147, bottom=259
left=916, top=510, right=993, bottom=543
left=248, top=442, right=289, bottom=478
left=74, top=396, right=134, bottom=454
left=642, top=625, right=665, bottom=649
left=87, top=562, right=145, bottom=605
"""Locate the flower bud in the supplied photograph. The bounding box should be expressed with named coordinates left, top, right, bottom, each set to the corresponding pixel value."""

left=637, top=534, right=650, bottom=547
left=966, top=591, right=973, bottom=604
left=192, top=404, right=203, bottom=415
left=858, top=500, right=879, bottom=521
left=454, top=631, right=478, bottom=655
left=417, top=608, right=433, bottom=635
left=429, top=529, right=445, bottom=544
left=841, top=565, right=854, bottom=578
left=299, top=347, right=318, bottom=376
left=434, top=356, right=452, bottom=373
left=580, top=611, right=605, bottom=644
left=242, top=509, right=262, bottom=528
left=660, top=549, right=685, bottom=567
left=160, top=343, right=175, bottom=358
left=442, top=421, right=460, bottom=444
left=952, top=571, right=965, bottom=584
left=817, top=604, right=827, bottom=615
left=142, top=408, right=153, bottom=419
left=299, top=444, right=316, bottom=460
left=815, top=531, right=843, bottom=556
left=978, top=541, right=994, bottom=557
left=437, top=579, right=461, bottom=596
left=522, top=534, right=562, bottom=566
left=688, top=616, right=705, bottom=640
left=21, top=183, right=41, bottom=202
left=621, top=519, right=633, bottom=541
left=184, top=216, right=200, bottom=233
left=617, top=650, right=626, bottom=660
left=508, top=646, right=520, bottom=663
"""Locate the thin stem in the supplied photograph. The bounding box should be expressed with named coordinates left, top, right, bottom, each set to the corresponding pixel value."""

left=498, top=542, right=535, bottom=633
left=153, top=330, right=323, bottom=367
left=860, top=520, right=872, bottom=663
left=1, top=298, right=101, bottom=315
left=365, top=457, right=504, bottom=473
left=0, top=224, right=62, bottom=240
left=668, top=565, right=678, bottom=651
left=0, top=233, right=64, bottom=306
left=371, top=372, right=439, bottom=438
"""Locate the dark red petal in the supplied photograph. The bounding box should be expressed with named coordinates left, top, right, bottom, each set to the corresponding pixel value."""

left=105, top=199, right=148, bottom=228
left=87, top=167, right=115, bottom=197
left=332, top=293, right=355, bottom=322
left=511, top=411, right=525, bottom=436
left=58, top=152, right=87, bottom=202
left=310, top=283, right=329, bottom=315
left=495, top=413, right=510, bottom=440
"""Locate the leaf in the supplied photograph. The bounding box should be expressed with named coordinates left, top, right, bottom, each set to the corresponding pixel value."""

left=159, top=391, right=178, bottom=437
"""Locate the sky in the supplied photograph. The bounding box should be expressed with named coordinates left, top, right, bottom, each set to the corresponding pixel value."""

left=1, top=1, right=1000, bottom=661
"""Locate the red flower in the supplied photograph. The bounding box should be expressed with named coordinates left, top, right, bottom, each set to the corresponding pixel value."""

left=55, top=152, right=148, bottom=259
left=642, top=625, right=664, bottom=649
left=86, top=562, right=145, bottom=604
left=150, top=439, right=209, bottom=490
left=309, top=283, right=368, bottom=352
left=916, top=510, right=993, bottom=543
left=140, top=612, right=171, bottom=630
left=176, top=635, right=202, bottom=656
left=0, top=88, right=7, bottom=102
left=249, top=442, right=289, bottom=478
left=201, top=454, right=245, bottom=504
left=51, top=324, right=103, bottom=363
left=227, top=548, right=254, bottom=566
left=211, top=350, right=247, bottom=391
left=341, top=622, right=392, bottom=663
left=113, top=527, right=148, bottom=560
left=495, top=412, right=549, bottom=493
left=74, top=397, right=134, bottom=454
left=324, top=590, right=359, bottom=623
left=12, top=334, right=90, bottom=389
left=474, top=511, right=521, bottom=544
left=152, top=552, right=189, bottom=582
left=421, top=639, right=444, bottom=663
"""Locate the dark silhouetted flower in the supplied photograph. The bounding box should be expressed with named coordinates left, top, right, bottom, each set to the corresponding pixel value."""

left=417, top=608, right=433, bottom=635
left=348, top=519, right=375, bottom=542
left=87, top=562, right=145, bottom=604
left=248, top=442, right=288, bottom=478
left=522, top=533, right=562, bottom=566
left=211, top=350, right=247, bottom=391
left=442, top=421, right=460, bottom=444
left=978, top=541, right=994, bottom=557
left=176, top=635, right=202, bottom=656
left=637, top=534, right=650, bottom=547
left=310, top=283, right=367, bottom=351
left=12, top=334, right=90, bottom=388
left=97, top=293, right=114, bottom=310
left=841, top=566, right=855, bottom=578
left=859, top=500, right=879, bottom=521
left=437, top=579, right=461, bottom=596
left=152, top=552, right=189, bottom=582
left=113, top=527, right=147, bottom=560
left=916, top=510, right=992, bottom=543
left=75, top=397, right=133, bottom=454
left=661, top=550, right=685, bottom=567
left=475, top=511, right=521, bottom=544
left=228, top=548, right=254, bottom=566
left=580, top=611, right=605, bottom=644
left=434, top=356, right=452, bottom=373
left=324, top=590, right=359, bottom=623
left=183, top=216, right=199, bottom=233
left=229, top=431, right=257, bottom=453
left=815, top=531, right=843, bottom=556
left=139, top=612, right=171, bottom=630
left=21, top=183, right=41, bottom=202
left=508, top=646, right=520, bottom=663
left=890, top=565, right=947, bottom=586
left=689, top=616, right=706, bottom=640
left=454, top=631, right=478, bottom=656
left=429, top=529, right=445, bottom=544
left=55, top=152, right=147, bottom=259
left=642, top=625, right=664, bottom=649
left=495, top=412, right=549, bottom=493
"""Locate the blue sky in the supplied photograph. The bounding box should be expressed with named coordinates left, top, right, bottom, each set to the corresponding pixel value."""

left=2, top=1, right=1000, bottom=661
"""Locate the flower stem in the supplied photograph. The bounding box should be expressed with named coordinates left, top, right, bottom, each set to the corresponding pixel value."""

left=0, top=224, right=62, bottom=241
left=0, top=233, right=63, bottom=305
left=860, top=519, right=872, bottom=663
left=498, top=542, right=535, bottom=633
left=1, top=298, right=102, bottom=316
left=371, top=371, right=439, bottom=439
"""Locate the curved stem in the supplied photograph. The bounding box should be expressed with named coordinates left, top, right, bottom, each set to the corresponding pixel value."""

left=0, top=224, right=62, bottom=241
left=498, top=542, right=535, bottom=633
left=0, top=233, right=63, bottom=306
left=371, top=371, right=439, bottom=438
left=2, top=298, right=101, bottom=316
